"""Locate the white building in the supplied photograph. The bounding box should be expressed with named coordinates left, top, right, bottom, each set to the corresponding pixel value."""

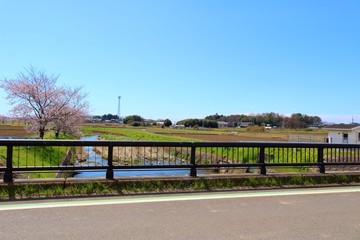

left=324, top=124, right=360, bottom=144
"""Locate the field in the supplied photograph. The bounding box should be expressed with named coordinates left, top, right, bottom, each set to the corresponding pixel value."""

left=82, top=124, right=328, bottom=142
left=0, top=125, right=28, bottom=137
left=0, top=122, right=328, bottom=142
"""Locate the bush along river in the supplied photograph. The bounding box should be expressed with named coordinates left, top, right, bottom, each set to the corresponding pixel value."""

left=74, top=135, right=204, bottom=178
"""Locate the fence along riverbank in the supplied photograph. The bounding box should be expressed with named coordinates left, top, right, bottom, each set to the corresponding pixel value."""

left=1, top=139, right=360, bottom=183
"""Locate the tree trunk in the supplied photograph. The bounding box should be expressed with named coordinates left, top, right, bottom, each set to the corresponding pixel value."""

left=39, top=126, right=45, bottom=139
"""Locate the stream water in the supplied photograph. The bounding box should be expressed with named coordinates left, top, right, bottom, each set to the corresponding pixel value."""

left=74, top=135, right=203, bottom=178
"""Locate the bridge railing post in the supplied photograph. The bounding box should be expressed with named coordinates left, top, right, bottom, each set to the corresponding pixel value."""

left=106, top=145, right=114, bottom=179
left=190, top=145, right=197, bottom=177
left=318, top=146, right=325, bottom=174
left=259, top=146, right=267, bottom=175
left=4, top=145, right=14, bottom=183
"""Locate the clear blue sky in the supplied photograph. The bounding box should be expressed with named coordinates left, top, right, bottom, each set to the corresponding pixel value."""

left=1, top=0, right=360, bottom=123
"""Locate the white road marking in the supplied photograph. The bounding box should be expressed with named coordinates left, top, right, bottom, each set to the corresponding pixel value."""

left=1, top=186, right=360, bottom=211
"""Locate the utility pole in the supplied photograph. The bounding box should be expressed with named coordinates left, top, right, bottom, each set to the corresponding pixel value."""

left=117, top=96, right=121, bottom=123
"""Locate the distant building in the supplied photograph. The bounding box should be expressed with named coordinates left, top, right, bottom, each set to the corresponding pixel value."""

left=238, top=122, right=254, bottom=128
left=323, top=124, right=360, bottom=144
left=217, top=121, right=229, bottom=128
left=171, top=125, right=185, bottom=129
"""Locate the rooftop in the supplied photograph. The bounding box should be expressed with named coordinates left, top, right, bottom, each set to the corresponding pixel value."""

left=324, top=124, right=360, bottom=130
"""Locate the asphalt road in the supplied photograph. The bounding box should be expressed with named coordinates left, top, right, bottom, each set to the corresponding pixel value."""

left=1, top=187, right=360, bottom=240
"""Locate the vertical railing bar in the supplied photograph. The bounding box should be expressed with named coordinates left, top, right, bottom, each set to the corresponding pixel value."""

left=4, top=144, right=14, bottom=183
left=106, top=145, right=114, bottom=179
left=259, top=146, right=266, bottom=175
left=318, top=146, right=325, bottom=173
left=190, top=145, right=197, bottom=177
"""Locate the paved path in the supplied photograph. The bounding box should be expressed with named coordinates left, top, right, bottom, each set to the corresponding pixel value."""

left=1, top=187, right=360, bottom=240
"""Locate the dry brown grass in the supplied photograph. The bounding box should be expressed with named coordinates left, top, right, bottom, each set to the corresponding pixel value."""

left=0, top=125, right=28, bottom=137
left=94, top=146, right=184, bottom=165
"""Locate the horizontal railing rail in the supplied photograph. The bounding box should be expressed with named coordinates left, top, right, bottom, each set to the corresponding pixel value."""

left=1, top=140, right=360, bottom=182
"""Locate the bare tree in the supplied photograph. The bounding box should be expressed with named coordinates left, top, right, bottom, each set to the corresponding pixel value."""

left=0, top=66, right=88, bottom=139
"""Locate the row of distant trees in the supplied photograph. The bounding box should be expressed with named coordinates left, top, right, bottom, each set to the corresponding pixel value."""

left=94, top=112, right=322, bottom=129
left=176, top=119, right=219, bottom=128
left=91, top=114, right=173, bottom=127
left=121, top=115, right=172, bottom=127
left=204, top=112, right=322, bottom=128
left=0, top=67, right=89, bottom=138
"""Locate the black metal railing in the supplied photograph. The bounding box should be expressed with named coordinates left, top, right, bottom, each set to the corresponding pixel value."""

left=1, top=140, right=360, bottom=183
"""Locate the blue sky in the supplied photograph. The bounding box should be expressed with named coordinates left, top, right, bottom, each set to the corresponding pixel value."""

left=1, top=0, right=360, bottom=123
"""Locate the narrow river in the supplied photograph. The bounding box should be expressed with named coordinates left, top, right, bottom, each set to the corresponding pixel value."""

left=74, top=135, right=203, bottom=178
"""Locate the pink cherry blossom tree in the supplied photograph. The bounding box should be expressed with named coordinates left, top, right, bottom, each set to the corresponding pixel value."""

left=51, top=87, right=89, bottom=138
left=1, top=66, right=89, bottom=139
